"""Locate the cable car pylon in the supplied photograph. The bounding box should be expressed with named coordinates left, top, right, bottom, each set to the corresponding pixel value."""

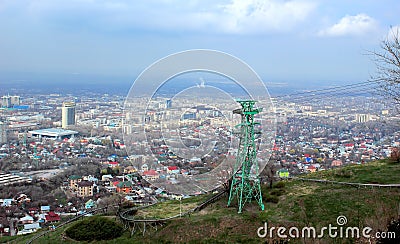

left=227, top=100, right=264, bottom=213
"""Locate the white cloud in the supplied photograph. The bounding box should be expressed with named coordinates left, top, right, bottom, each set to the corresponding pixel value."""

left=0, top=0, right=317, bottom=35
left=102, top=0, right=318, bottom=34
left=318, top=14, right=378, bottom=37
left=220, top=0, right=317, bottom=33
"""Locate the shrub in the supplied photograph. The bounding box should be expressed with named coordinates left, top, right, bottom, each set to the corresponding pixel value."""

left=66, top=216, right=123, bottom=241
left=378, top=217, right=400, bottom=243
left=121, top=201, right=136, bottom=209
left=265, top=195, right=279, bottom=203
left=273, top=181, right=286, bottom=189
left=270, top=188, right=286, bottom=196
left=334, top=168, right=353, bottom=178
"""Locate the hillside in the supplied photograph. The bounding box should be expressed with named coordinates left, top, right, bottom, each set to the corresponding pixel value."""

left=7, top=159, right=400, bottom=243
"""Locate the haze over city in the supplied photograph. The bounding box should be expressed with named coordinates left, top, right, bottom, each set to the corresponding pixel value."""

left=1, top=0, right=399, bottom=90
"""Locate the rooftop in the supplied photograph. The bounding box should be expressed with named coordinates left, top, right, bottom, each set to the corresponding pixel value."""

left=29, top=128, right=78, bottom=137
left=116, top=181, right=133, bottom=188
left=77, top=180, right=94, bottom=187
left=68, top=175, right=82, bottom=180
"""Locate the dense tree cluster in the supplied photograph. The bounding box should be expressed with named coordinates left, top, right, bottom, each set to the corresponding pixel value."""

left=66, top=216, right=123, bottom=241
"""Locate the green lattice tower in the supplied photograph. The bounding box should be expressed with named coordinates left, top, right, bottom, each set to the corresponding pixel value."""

left=227, top=100, right=264, bottom=213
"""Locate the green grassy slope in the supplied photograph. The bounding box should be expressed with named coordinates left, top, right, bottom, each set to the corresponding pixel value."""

left=5, top=159, right=400, bottom=244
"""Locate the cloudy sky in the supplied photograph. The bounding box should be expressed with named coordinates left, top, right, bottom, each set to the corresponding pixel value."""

left=0, top=0, right=399, bottom=85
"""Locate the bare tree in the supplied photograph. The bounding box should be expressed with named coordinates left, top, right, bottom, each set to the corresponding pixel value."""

left=390, top=147, right=400, bottom=164
left=369, top=27, right=400, bottom=109
left=260, top=162, right=276, bottom=189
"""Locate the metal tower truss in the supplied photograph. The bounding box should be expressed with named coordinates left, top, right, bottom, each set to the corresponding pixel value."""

left=227, top=100, right=264, bottom=213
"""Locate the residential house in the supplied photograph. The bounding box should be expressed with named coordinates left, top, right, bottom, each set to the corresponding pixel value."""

left=85, top=199, right=96, bottom=209
left=19, top=215, right=34, bottom=224
left=345, top=143, right=355, bottom=151
left=68, top=175, right=82, bottom=190
left=167, top=166, right=180, bottom=174
left=15, top=194, right=31, bottom=204
left=1, top=199, right=14, bottom=207
left=141, top=164, right=149, bottom=172
left=123, top=166, right=137, bottom=174
left=142, top=169, right=159, bottom=181
left=307, top=165, right=317, bottom=173
left=116, top=181, right=134, bottom=194
left=40, top=205, right=50, bottom=213
left=101, top=174, right=113, bottom=181
left=83, top=175, right=98, bottom=183
left=101, top=174, right=113, bottom=185
left=108, top=161, right=119, bottom=168
left=18, top=223, right=41, bottom=235
left=76, top=180, right=94, bottom=197
left=180, top=169, right=189, bottom=176
left=331, top=160, right=343, bottom=167
left=45, top=211, right=60, bottom=223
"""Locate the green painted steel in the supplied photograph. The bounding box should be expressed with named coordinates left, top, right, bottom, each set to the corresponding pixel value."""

left=227, top=100, right=264, bottom=213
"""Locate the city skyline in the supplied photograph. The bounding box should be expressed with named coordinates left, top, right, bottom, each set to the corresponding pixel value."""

left=1, top=2, right=400, bottom=240
left=0, top=0, right=399, bottom=88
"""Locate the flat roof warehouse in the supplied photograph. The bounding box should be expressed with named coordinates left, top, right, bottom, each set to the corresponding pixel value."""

left=0, top=173, right=32, bottom=186
left=29, top=128, right=78, bottom=139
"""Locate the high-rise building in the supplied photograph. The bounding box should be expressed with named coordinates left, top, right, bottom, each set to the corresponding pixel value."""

left=1, top=95, right=20, bottom=108
left=1, top=96, right=11, bottom=108
left=62, top=102, right=76, bottom=129
left=166, top=99, right=172, bottom=109
left=11, top=96, right=20, bottom=106
left=356, top=114, right=371, bottom=123
left=0, top=121, right=7, bottom=144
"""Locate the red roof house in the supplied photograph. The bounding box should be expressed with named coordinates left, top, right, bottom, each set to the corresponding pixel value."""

left=142, top=169, right=159, bottom=180
left=167, top=166, right=179, bottom=174
left=45, top=211, right=60, bottom=223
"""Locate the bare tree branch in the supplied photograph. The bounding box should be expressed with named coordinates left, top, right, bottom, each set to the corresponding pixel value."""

left=369, top=27, right=400, bottom=110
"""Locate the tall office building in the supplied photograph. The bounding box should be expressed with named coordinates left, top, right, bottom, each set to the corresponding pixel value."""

left=166, top=99, right=172, bottom=109
left=1, top=95, right=20, bottom=108
left=62, top=102, right=76, bottom=129
left=11, top=96, right=20, bottom=106
left=1, top=96, right=11, bottom=108
left=0, top=121, right=7, bottom=144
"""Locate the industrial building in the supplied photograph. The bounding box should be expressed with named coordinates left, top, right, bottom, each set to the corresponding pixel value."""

left=0, top=173, right=32, bottom=186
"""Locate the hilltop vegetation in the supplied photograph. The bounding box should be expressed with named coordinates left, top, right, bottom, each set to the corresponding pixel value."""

left=133, top=159, right=400, bottom=243
left=65, top=216, right=123, bottom=241
left=8, top=159, right=400, bottom=243
left=301, top=159, right=400, bottom=184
